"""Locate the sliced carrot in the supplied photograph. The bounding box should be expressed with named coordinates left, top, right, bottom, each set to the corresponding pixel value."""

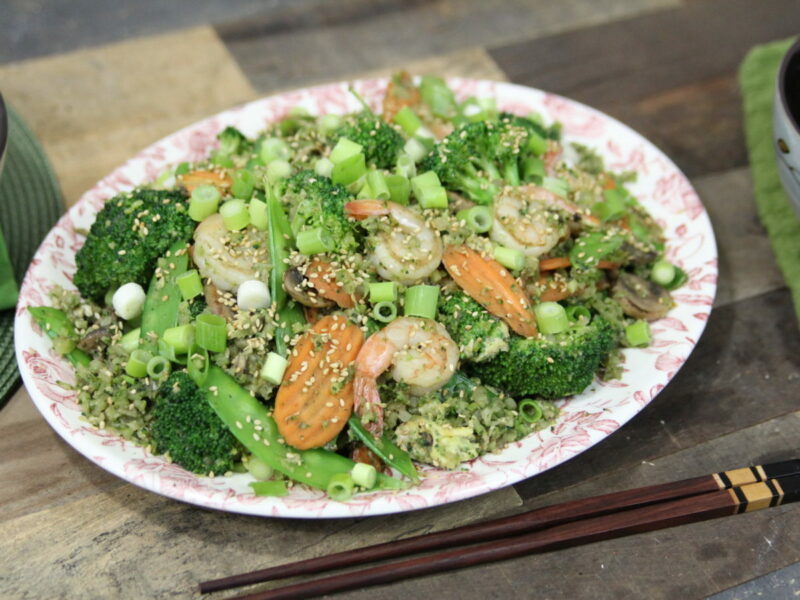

left=443, top=244, right=538, bottom=337
left=178, top=169, right=231, bottom=194
left=303, top=305, right=323, bottom=325
left=274, top=315, right=364, bottom=450
left=306, top=257, right=361, bottom=309
left=539, top=287, right=572, bottom=302
left=538, top=256, right=619, bottom=272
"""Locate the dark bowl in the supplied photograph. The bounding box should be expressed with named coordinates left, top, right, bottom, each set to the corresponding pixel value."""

left=774, top=37, right=800, bottom=217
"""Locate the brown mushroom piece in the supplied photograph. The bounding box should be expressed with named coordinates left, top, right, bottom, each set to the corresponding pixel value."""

left=76, top=326, right=112, bottom=352
left=613, top=272, right=673, bottom=321
left=203, top=279, right=236, bottom=321
left=283, top=267, right=334, bottom=308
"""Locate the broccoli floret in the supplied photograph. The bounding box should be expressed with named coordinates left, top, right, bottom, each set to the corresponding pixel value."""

left=438, top=292, right=509, bottom=362
left=497, top=111, right=561, bottom=142
left=333, top=112, right=404, bottom=169
left=420, top=114, right=560, bottom=205
left=473, top=316, right=617, bottom=399
left=73, top=188, right=195, bottom=301
left=285, top=170, right=359, bottom=253
left=216, top=126, right=253, bottom=157
left=150, top=371, right=243, bottom=475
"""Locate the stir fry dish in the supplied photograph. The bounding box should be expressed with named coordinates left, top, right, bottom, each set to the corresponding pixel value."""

left=29, top=73, right=687, bottom=500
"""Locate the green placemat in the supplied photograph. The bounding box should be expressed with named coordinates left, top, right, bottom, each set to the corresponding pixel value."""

left=0, top=104, right=64, bottom=406
left=739, top=38, right=800, bottom=320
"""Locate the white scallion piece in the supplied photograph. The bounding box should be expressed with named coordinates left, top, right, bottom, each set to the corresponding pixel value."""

left=237, top=280, right=271, bottom=311
left=112, top=282, right=146, bottom=321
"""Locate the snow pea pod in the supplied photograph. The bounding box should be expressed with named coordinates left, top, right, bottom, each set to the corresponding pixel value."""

left=200, top=365, right=405, bottom=493
left=139, top=241, right=190, bottom=353
left=27, top=306, right=91, bottom=367
left=348, top=416, right=419, bottom=483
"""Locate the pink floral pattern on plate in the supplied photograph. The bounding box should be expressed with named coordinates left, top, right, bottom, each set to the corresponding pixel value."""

left=14, top=79, right=717, bottom=518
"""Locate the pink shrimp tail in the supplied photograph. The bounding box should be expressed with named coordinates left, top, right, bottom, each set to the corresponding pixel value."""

left=344, top=199, right=390, bottom=221
left=353, top=373, right=385, bottom=437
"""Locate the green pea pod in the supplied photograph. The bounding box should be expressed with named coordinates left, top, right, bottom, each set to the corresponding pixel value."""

left=348, top=416, right=419, bottom=483
left=266, top=186, right=305, bottom=356
left=569, top=231, right=624, bottom=269
left=200, top=366, right=405, bottom=493
left=140, top=241, right=190, bottom=353
left=28, top=306, right=91, bottom=367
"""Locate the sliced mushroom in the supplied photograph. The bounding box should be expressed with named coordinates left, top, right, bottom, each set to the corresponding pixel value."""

left=203, top=279, right=236, bottom=320
left=283, top=267, right=333, bottom=308
left=77, top=327, right=112, bottom=352
left=613, top=272, right=672, bottom=321
left=619, top=242, right=659, bottom=266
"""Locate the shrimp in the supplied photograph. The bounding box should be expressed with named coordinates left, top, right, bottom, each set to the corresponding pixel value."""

left=490, top=184, right=598, bottom=258
left=345, top=200, right=443, bottom=285
left=192, top=213, right=266, bottom=291
left=353, top=317, right=459, bottom=436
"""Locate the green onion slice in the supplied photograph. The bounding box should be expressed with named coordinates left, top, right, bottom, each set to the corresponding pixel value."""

left=404, top=285, right=439, bottom=320
left=176, top=269, right=203, bottom=301
left=249, top=480, right=289, bottom=497
left=125, top=349, right=152, bottom=378
left=248, top=198, right=268, bottom=231
left=219, top=199, right=251, bottom=231
left=231, top=169, right=256, bottom=200
left=296, top=227, right=335, bottom=255
left=146, top=355, right=172, bottom=381
left=326, top=473, right=355, bottom=502
left=518, top=399, right=544, bottom=423
left=372, top=301, right=398, bottom=323
left=351, top=462, right=378, bottom=489
left=534, top=302, right=570, bottom=335
left=385, top=174, right=410, bottom=205
left=260, top=352, right=289, bottom=385
left=493, top=245, right=525, bottom=271
left=195, top=314, right=227, bottom=353
left=457, top=206, right=493, bottom=233
left=625, top=320, right=651, bottom=347
left=188, top=185, right=220, bottom=222
left=368, top=281, right=397, bottom=303
left=565, top=305, right=592, bottom=325
left=162, top=324, right=195, bottom=354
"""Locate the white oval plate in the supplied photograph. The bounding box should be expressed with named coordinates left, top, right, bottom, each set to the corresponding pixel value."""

left=14, top=78, right=717, bottom=518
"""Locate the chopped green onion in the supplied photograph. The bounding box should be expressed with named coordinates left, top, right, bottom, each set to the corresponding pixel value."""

left=366, top=170, right=390, bottom=200
left=372, top=301, right=398, bottom=323
left=664, top=265, right=688, bottom=290
left=163, top=324, right=195, bottom=354
left=119, top=328, right=140, bottom=354
left=351, top=462, right=378, bottom=489
left=393, top=106, right=422, bottom=136
left=414, top=128, right=436, bottom=150
left=231, top=169, right=256, bottom=200
left=527, top=131, right=547, bottom=156
left=395, top=153, right=417, bottom=178
left=385, top=174, right=410, bottom=205
left=187, top=345, right=210, bottom=384
left=493, top=245, right=525, bottom=271
left=534, top=301, right=570, bottom=335
left=146, top=355, right=171, bottom=381
left=314, top=157, right=334, bottom=178
left=403, top=137, right=429, bottom=163
left=296, top=227, right=334, bottom=255
left=625, top=320, right=651, bottom=347
left=651, top=259, right=677, bottom=287
left=565, top=305, right=592, bottom=325
left=457, top=206, right=493, bottom=233
left=260, top=351, right=289, bottom=385
left=326, top=472, right=355, bottom=501
left=248, top=198, right=268, bottom=231
left=411, top=170, right=441, bottom=191
left=521, top=156, right=545, bottom=181
left=404, top=285, right=439, bottom=320
left=53, top=337, right=76, bottom=356
left=210, top=152, right=235, bottom=168
left=250, top=480, right=288, bottom=497
left=259, top=137, right=291, bottom=164
left=542, top=176, right=568, bottom=198
left=518, top=398, right=544, bottom=423
left=417, top=185, right=448, bottom=209
left=176, top=269, right=203, bottom=301
left=317, top=114, right=342, bottom=137
left=195, top=313, right=227, bottom=353
left=188, top=184, right=220, bottom=222
left=219, top=199, right=250, bottom=231
left=245, top=456, right=274, bottom=481
left=356, top=179, right=374, bottom=200
left=174, top=162, right=190, bottom=176
left=419, top=75, right=457, bottom=119
left=329, top=137, right=363, bottom=164
left=266, top=159, right=292, bottom=183
left=125, top=349, right=152, bottom=378
left=331, top=152, right=367, bottom=186
left=369, top=281, right=397, bottom=303
left=594, top=188, right=628, bottom=222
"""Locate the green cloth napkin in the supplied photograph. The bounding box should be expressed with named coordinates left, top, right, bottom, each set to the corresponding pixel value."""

left=739, top=38, right=800, bottom=319
left=0, top=230, right=17, bottom=310
left=0, top=103, right=64, bottom=405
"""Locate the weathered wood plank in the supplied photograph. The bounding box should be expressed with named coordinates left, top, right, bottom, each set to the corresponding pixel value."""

left=489, top=0, right=800, bottom=177
left=219, top=0, right=679, bottom=93
left=0, top=27, right=256, bottom=206
left=514, top=286, right=800, bottom=501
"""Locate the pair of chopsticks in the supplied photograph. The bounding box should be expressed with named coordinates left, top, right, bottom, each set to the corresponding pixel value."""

left=200, top=459, right=800, bottom=600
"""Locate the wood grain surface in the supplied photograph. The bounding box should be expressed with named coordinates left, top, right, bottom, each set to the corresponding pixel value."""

left=2, top=1, right=800, bottom=599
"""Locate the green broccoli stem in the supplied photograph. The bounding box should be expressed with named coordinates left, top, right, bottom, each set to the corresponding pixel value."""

left=200, top=366, right=406, bottom=492
left=266, top=187, right=305, bottom=357
left=27, top=307, right=91, bottom=367
left=348, top=416, right=419, bottom=483
left=139, top=241, right=190, bottom=353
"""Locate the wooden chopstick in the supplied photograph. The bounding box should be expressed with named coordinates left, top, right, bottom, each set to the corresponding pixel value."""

left=199, top=458, right=800, bottom=594
left=229, top=473, right=800, bottom=600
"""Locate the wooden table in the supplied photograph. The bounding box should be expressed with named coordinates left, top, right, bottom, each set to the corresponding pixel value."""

left=2, top=1, right=800, bottom=598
